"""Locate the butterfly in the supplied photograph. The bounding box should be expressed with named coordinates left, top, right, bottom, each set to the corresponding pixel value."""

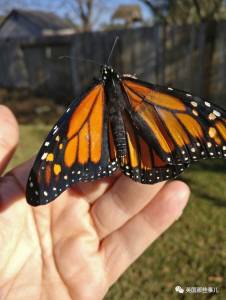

left=26, top=62, right=226, bottom=206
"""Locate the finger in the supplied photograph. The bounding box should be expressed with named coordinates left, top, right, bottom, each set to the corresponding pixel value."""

left=91, top=175, right=166, bottom=239
left=0, top=105, right=19, bottom=174
left=0, top=159, right=32, bottom=211
left=50, top=173, right=122, bottom=220
left=71, top=171, right=121, bottom=204
left=101, top=181, right=190, bottom=285
left=11, top=159, right=33, bottom=190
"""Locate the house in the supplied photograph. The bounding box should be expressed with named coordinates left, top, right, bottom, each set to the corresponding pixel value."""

left=0, top=9, right=76, bottom=40
left=111, top=5, right=143, bottom=28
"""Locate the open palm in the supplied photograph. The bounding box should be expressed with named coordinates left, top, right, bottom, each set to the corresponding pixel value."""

left=0, top=106, right=190, bottom=300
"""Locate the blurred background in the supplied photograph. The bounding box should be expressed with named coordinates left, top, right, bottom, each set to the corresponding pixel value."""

left=0, top=0, right=225, bottom=299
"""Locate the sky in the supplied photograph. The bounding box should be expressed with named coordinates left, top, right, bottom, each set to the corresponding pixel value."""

left=51, top=0, right=152, bottom=27
left=2, top=0, right=152, bottom=28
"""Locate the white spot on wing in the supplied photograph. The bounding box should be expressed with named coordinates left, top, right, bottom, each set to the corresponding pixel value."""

left=41, top=153, right=48, bottom=160
left=213, top=110, right=221, bottom=117
left=191, top=101, right=198, bottom=107
left=53, top=127, right=58, bottom=135
left=204, top=101, right=211, bottom=107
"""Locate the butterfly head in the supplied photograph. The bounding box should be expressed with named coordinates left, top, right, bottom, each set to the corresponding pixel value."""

left=101, top=65, right=120, bottom=82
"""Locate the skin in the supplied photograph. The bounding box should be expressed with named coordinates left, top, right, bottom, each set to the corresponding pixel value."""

left=0, top=105, right=190, bottom=300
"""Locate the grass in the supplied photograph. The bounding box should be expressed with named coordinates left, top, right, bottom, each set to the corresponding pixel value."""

left=9, top=124, right=226, bottom=300
left=7, top=124, right=51, bottom=171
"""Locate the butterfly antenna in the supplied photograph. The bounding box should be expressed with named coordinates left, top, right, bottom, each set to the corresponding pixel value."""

left=59, top=56, right=102, bottom=67
left=107, top=36, right=119, bottom=65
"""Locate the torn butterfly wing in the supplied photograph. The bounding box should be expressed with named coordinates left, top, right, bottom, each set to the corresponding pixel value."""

left=122, top=77, right=226, bottom=167
left=119, top=111, right=189, bottom=183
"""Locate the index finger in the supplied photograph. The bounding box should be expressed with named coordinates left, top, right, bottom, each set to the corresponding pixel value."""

left=0, top=105, right=19, bottom=174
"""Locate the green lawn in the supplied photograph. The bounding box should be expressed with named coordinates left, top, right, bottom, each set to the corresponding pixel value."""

left=10, top=124, right=226, bottom=300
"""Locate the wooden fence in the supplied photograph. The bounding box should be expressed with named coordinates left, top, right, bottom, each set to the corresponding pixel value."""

left=0, top=21, right=226, bottom=107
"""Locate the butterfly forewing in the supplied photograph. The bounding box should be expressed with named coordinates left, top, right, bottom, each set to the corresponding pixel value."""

left=26, top=83, right=118, bottom=206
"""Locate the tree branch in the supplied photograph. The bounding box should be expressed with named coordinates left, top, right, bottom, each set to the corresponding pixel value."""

left=193, top=0, right=203, bottom=21
left=139, top=0, right=168, bottom=24
left=205, top=0, right=223, bottom=21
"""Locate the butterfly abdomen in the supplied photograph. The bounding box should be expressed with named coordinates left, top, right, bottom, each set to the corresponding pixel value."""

left=106, top=79, right=128, bottom=157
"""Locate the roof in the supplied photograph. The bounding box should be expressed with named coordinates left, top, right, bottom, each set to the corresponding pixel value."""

left=112, top=5, right=142, bottom=22
left=0, top=9, right=73, bottom=31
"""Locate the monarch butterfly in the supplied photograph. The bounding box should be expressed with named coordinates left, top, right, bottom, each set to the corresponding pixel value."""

left=26, top=40, right=226, bottom=206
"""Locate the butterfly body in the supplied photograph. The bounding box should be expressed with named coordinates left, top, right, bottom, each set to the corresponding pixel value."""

left=26, top=65, right=226, bottom=206
left=103, top=66, right=128, bottom=157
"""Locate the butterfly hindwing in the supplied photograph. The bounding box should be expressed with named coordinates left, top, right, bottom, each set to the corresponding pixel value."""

left=26, top=83, right=119, bottom=206
left=119, top=111, right=189, bottom=183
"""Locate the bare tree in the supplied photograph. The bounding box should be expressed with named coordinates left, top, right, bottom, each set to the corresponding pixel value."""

left=193, top=0, right=223, bottom=22
left=59, top=0, right=106, bottom=31
left=139, top=0, right=169, bottom=24
left=140, top=0, right=224, bottom=24
left=65, top=0, right=93, bottom=31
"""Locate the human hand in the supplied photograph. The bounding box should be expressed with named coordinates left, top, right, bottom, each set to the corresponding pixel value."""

left=0, top=105, right=190, bottom=300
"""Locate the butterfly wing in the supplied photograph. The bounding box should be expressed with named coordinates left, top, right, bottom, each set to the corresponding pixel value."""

left=26, top=83, right=118, bottom=206
left=119, top=76, right=226, bottom=182
left=119, top=111, right=189, bottom=183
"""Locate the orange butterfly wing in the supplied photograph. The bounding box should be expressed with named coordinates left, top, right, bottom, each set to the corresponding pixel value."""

left=117, top=77, right=226, bottom=183
left=122, top=78, right=226, bottom=164
left=119, top=111, right=188, bottom=183
left=26, top=83, right=118, bottom=206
